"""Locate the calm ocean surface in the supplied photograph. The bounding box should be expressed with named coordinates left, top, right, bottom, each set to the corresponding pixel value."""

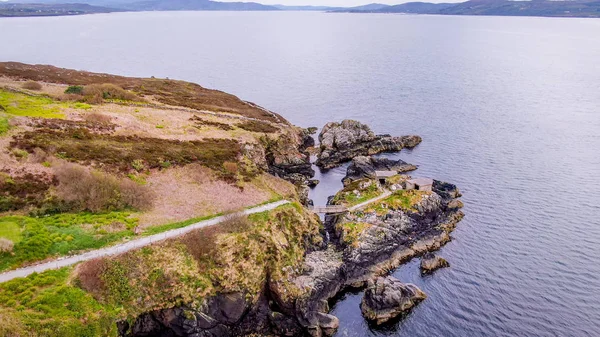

left=1, top=11, right=600, bottom=337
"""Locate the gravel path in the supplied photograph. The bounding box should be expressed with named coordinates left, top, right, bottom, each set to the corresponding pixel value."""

left=0, top=200, right=290, bottom=283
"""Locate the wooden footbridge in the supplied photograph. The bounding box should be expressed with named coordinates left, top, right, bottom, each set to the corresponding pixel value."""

left=309, top=205, right=349, bottom=214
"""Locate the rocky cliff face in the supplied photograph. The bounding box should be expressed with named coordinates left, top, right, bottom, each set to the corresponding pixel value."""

left=265, top=127, right=315, bottom=185
left=264, top=177, right=464, bottom=337
left=316, top=120, right=421, bottom=169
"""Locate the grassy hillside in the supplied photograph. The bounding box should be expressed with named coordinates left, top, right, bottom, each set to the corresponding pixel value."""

left=0, top=63, right=319, bottom=336
left=0, top=63, right=302, bottom=272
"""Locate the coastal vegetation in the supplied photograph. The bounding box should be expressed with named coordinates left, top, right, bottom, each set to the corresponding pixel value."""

left=0, top=63, right=300, bottom=277
left=331, top=178, right=383, bottom=207
left=0, top=202, right=320, bottom=337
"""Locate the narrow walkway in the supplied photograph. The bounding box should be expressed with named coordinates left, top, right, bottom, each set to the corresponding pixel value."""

left=348, top=191, right=392, bottom=212
left=310, top=190, right=393, bottom=214
left=0, top=200, right=290, bottom=283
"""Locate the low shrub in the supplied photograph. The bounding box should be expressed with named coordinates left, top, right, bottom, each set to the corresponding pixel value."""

left=0, top=238, right=14, bottom=253
left=0, top=171, right=55, bottom=212
left=82, top=112, right=112, bottom=124
left=190, top=116, right=233, bottom=131
left=76, top=258, right=108, bottom=295
left=237, top=120, right=279, bottom=133
left=21, top=81, right=43, bottom=91
left=180, top=213, right=251, bottom=266
left=12, top=127, right=243, bottom=176
left=82, top=84, right=139, bottom=103
left=64, top=85, right=84, bottom=95
left=54, top=163, right=154, bottom=212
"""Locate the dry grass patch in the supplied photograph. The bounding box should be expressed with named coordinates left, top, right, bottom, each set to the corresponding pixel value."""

left=139, top=165, right=279, bottom=227
left=21, top=80, right=42, bottom=91
left=0, top=238, right=14, bottom=253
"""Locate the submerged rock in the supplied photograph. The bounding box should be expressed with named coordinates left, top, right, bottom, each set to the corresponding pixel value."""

left=360, top=276, right=426, bottom=325
left=308, top=179, right=320, bottom=188
left=315, top=120, right=421, bottom=169
left=420, top=252, right=449, bottom=275
left=343, top=155, right=417, bottom=186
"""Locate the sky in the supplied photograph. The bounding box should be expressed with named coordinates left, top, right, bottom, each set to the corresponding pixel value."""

left=220, top=0, right=464, bottom=7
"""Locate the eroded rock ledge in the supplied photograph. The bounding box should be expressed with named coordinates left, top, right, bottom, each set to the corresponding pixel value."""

left=360, top=276, right=426, bottom=325
left=316, top=120, right=421, bottom=169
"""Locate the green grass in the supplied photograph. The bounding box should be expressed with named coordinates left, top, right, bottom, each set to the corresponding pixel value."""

left=339, top=222, right=372, bottom=247
left=0, top=268, right=119, bottom=337
left=0, top=212, right=138, bottom=272
left=0, top=90, right=65, bottom=119
left=332, top=179, right=383, bottom=207
left=0, top=115, right=9, bottom=135
left=0, top=220, right=22, bottom=243
left=365, top=189, right=428, bottom=214
left=71, top=102, right=92, bottom=110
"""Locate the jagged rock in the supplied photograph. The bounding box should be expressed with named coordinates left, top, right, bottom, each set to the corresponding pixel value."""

left=204, top=292, right=249, bottom=325
left=420, top=252, right=449, bottom=275
left=317, top=313, right=339, bottom=336
left=266, top=129, right=315, bottom=184
left=300, top=128, right=316, bottom=150
left=126, top=179, right=464, bottom=337
left=343, top=156, right=417, bottom=186
left=447, top=199, right=464, bottom=211
left=306, top=127, right=318, bottom=135
left=316, top=120, right=421, bottom=169
left=298, top=184, right=312, bottom=207
left=308, top=179, right=320, bottom=188
left=269, top=312, right=303, bottom=336
left=360, top=276, right=426, bottom=325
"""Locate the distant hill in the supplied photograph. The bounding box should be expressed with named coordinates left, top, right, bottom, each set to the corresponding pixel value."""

left=336, top=0, right=600, bottom=17
left=439, top=0, right=600, bottom=17
left=0, top=3, right=119, bottom=17
left=1, top=0, right=279, bottom=13
left=122, top=0, right=279, bottom=11
left=331, top=2, right=450, bottom=13
left=2, top=0, right=599, bottom=17
left=273, top=4, right=340, bottom=11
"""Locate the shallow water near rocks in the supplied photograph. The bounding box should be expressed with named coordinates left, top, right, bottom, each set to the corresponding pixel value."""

left=2, top=11, right=600, bottom=337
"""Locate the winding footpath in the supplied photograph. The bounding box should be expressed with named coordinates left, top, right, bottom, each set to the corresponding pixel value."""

left=0, top=200, right=290, bottom=283
left=0, top=191, right=394, bottom=284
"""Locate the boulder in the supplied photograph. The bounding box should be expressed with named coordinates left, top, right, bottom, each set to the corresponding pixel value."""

left=315, top=120, right=421, bottom=169
left=317, top=313, right=339, bottom=336
left=269, top=312, right=303, bottom=336
left=308, top=179, right=320, bottom=188
left=360, top=276, right=426, bottom=325
left=342, top=156, right=417, bottom=186
left=420, top=252, right=449, bottom=275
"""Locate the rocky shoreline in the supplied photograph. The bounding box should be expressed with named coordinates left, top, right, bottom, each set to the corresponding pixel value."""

left=122, top=120, right=464, bottom=337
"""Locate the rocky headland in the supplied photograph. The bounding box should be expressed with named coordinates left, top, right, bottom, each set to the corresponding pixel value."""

left=315, top=120, right=421, bottom=169
left=0, top=62, right=463, bottom=337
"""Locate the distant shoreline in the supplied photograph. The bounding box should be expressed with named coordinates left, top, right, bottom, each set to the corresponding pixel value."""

left=1, top=1, right=599, bottom=19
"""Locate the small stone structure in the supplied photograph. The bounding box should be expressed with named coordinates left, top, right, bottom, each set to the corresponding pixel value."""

left=375, top=170, right=397, bottom=184
left=406, top=178, right=433, bottom=192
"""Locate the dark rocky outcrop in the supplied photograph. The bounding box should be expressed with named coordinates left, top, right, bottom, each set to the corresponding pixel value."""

left=265, top=128, right=315, bottom=185
left=420, top=252, right=449, bottom=275
left=360, top=276, right=426, bottom=325
left=342, top=156, right=417, bottom=186
left=315, top=120, right=421, bottom=169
